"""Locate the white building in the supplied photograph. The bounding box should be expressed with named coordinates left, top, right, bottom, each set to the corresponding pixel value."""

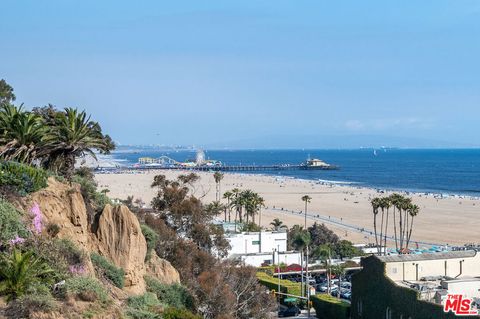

left=224, top=231, right=301, bottom=267
left=226, top=231, right=287, bottom=255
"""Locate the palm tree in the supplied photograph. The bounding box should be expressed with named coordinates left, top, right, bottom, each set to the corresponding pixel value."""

left=392, top=194, right=411, bottom=251
left=252, top=193, right=265, bottom=226
left=205, top=201, right=225, bottom=219
left=312, top=244, right=332, bottom=293
left=292, top=230, right=311, bottom=298
left=379, top=197, right=392, bottom=255
left=42, top=108, right=114, bottom=179
left=405, top=204, right=419, bottom=249
left=223, top=190, right=233, bottom=222
left=230, top=188, right=241, bottom=230
left=0, top=249, right=54, bottom=301
left=370, top=197, right=381, bottom=255
left=240, top=190, right=256, bottom=224
left=213, top=172, right=224, bottom=201
left=329, top=264, right=346, bottom=298
left=270, top=218, right=287, bottom=231
left=0, top=104, right=47, bottom=164
left=301, top=195, right=312, bottom=229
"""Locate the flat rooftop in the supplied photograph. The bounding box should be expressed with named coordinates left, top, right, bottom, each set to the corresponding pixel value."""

left=377, top=250, right=476, bottom=263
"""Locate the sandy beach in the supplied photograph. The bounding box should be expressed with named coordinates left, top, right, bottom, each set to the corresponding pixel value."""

left=95, top=170, right=480, bottom=246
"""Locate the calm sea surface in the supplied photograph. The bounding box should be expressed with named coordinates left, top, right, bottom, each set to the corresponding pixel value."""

left=109, top=148, right=480, bottom=196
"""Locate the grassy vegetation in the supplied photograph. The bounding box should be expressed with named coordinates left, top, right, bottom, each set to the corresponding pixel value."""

left=0, top=161, right=48, bottom=195
left=144, top=276, right=194, bottom=310
left=5, top=292, right=57, bottom=318
left=72, top=174, right=112, bottom=212
left=90, top=253, right=125, bottom=288
left=126, top=292, right=163, bottom=319
left=0, top=198, right=29, bottom=244
left=162, top=307, right=202, bottom=319
left=141, top=224, right=159, bottom=262
left=311, top=294, right=351, bottom=319
left=64, top=276, right=109, bottom=304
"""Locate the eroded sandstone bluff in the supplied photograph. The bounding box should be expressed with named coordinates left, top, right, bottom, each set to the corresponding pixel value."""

left=24, top=177, right=180, bottom=295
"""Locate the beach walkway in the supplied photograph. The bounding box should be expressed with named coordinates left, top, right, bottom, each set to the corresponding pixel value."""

left=266, top=207, right=445, bottom=247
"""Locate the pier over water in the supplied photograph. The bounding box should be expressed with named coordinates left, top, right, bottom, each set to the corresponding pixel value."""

left=98, top=152, right=339, bottom=172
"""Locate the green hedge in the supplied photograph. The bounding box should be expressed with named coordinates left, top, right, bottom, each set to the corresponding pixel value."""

left=0, top=161, right=47, bottom=195
left=311, top=294, right=350, bottom=319
left=256, top=271, right=302, bottom=302
left=90, top=253, right=125, bottom=288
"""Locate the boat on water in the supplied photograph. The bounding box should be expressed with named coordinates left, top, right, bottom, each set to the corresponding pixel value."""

left=299, top=158, right=338, bottom=170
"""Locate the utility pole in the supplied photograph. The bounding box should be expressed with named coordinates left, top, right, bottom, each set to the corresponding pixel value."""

left=302, top=195, right=312, bottom=318
left=277, top=245, right=281, bottom=307
left=306, top=243, right=310, bottom=317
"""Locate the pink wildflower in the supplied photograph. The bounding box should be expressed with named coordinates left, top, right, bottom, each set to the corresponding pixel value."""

left=69, top=264, right=86, bottom=275
left=10, top=236, right=25, bottom=245
left=30, top=202, right=43, bottom=234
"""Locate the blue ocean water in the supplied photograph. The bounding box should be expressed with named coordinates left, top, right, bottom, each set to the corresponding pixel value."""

left=110, top=148, right=480, bottom=196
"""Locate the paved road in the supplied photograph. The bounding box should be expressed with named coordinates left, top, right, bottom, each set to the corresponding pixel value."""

left=267, top=207, right=445, bottom=247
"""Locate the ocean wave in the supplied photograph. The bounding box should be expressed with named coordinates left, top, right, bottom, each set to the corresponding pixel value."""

left=316, top=179, right=359, bottom=185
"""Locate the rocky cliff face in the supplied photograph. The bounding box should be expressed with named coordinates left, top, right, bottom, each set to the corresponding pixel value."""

left=95, top=204, right=147, bottom=294
left=147, top=252, right=181, bottom=285
left=23, top=177, right=179, bottom=296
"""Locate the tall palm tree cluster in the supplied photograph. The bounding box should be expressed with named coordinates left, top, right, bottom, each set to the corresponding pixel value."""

left=0, top=104, right=114, bottom=179
left=223, top=188, right=265, bottom=226
left=371, top=193, right=420, bottom=255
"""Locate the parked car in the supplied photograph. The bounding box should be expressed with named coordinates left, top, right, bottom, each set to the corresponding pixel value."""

left=278, top=306, right=301, bottom=317
left=319, top=284, right=338, bottom=292
left=340, top=282, right=352, bottom=289
left=341, top=290, right=352, bottom=300
left=306, top=277, right=316, bottom=285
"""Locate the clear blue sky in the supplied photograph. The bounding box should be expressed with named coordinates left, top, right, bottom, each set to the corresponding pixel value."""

left=2, top=1, right=479, bottom=148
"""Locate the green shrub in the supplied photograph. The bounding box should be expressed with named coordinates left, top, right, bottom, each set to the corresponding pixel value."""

left=64, top=276, right=108, bottom=304
left=93, top=192, right=111, bottom=211
left=56, top=238, right=87, bottom=266
left=90, top=252, right=125, bottom=288
left=5, top=292, right=57, bottom=317
left=0, top=249, right=55, bottom=301
left=311, top=294, right=350, bottom=319
left=144, top=276, right=193, bottom=310
left=163, top=307, right=201, bottom=319
left=0, top=161, right=48, bottom=195
left=0, top=199, right=29, bottom=244
left=126, top=292, right=163, bottom=319
left=23, top=238, right=88, bottom=281
left=126, top=308, right=161, bottom=319
left=141, top=225, right=159, bottom=261
left=72, top=175, right=111, bottom=212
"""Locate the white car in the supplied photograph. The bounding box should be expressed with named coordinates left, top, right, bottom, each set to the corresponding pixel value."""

left=319, top=284, right=338, bottom=292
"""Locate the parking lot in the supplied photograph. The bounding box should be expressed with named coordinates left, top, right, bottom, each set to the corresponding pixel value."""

left=280, top=270, right=356, bottom=302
